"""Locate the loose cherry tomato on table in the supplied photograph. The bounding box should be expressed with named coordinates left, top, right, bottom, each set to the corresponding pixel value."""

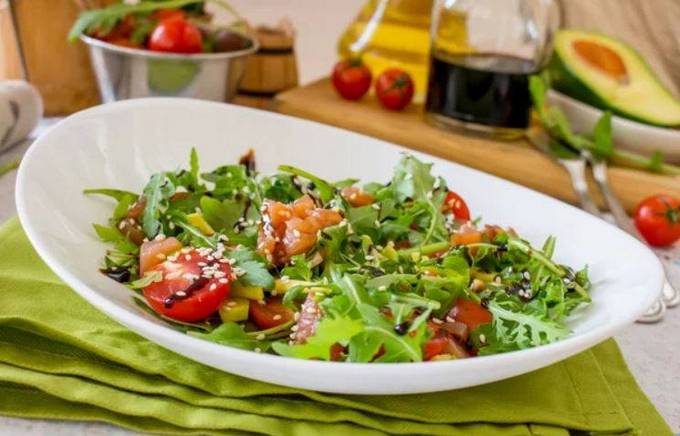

left=375, top=68, right=414, bottom=111
left=143, top=248, right=232, bottom=322
left=442, top=190, right=471, bottom=221
left=148, top=17, right=203, bottom=54
left=331, top=59, right=372, bottom=100
left=634, top=195, right=680, bottom=247
left=249, top=296, right=294, bottom=330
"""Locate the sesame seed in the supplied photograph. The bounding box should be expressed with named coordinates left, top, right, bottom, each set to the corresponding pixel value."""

left=156, top=253, right=166, bottom=260
left=218, top=278, right=228, bottom=284
left=273, top=314, right=282, bottom=321
left=154, top=233, right=166, bottom=241
left=209, top=283, right=217, bottom=291
left=479, top=334, right=486, bottom=343
left=118, top=221, right=126, bottom=230
left=291, top=325, right=298, bottom=332
left=378, top=285, right=387, bottom=291
left=293, top=312, right=300, bottom=321
left=431, top=318, right=443, bottom=325
left=198, top=262, right=207, bottom=267
left=256, top=333, right=266, bottom=340
left=227, top=301, right=237, bottom=307
left=293, top=229, right=301, bottom=237
left=184, top=255, right=192, bottom=261
left=175, top=291, right=187, bottom=297
left=257, top=300, right=266, bottom=305
left=374, top=220, right=381, bottom=227
left=254, top=347, right=261, bottom=353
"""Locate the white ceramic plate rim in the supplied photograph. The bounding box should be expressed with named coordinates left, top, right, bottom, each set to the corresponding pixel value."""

left=15, top=98, right=664, bottom=394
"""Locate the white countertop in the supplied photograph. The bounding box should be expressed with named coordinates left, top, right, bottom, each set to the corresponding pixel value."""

left=0, top=125, right=678, bottom=434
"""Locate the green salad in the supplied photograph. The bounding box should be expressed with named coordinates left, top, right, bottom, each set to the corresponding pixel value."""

left=86, top=150, right=591, bottom=362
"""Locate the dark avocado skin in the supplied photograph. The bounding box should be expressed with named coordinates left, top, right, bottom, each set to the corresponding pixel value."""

left=547, top=33, right=680, bottom=127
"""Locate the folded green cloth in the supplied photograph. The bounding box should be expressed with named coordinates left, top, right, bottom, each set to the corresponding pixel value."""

left=0, top=217, right=671, bottom=435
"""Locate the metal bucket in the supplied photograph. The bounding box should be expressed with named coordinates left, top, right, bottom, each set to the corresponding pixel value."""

left=81, top=34, right=258, bottom=103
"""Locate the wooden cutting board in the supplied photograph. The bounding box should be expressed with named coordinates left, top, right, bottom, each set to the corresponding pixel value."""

left=275, top=79, right=680, bottom=213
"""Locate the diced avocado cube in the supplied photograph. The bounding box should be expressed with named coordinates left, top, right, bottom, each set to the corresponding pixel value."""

left=231, top=282, right=265, bottom=300
left=219, top=297, right=250, bottom=322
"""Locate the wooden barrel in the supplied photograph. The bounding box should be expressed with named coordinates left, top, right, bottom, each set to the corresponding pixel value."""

left=236, top=23, right=299, bottom=109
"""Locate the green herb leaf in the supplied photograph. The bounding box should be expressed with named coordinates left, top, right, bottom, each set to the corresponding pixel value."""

left=142, top=173, right=172, bottom=238
left=278, top=165, right=336, bottom=204
left=190, top=322, right=268, bottom=351
left=272, top=316, right=362, bottom=360
left=227, top=247, right=275, bottom=289
left=84, top=188, right=139, bottom=201
left=200, top=196, right=245, bottom=231
left=128, top=270, right=163, bottom=289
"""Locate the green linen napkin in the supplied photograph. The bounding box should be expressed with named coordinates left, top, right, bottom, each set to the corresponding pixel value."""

left=0, top=217, right=672, bottom=436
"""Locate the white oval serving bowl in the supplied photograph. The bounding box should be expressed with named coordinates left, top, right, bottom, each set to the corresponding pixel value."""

left=548, top=89, right=680, bottom=163
left=16, top=98, right=663, bottom=395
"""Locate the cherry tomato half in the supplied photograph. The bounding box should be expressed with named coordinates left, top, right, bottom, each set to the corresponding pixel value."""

left=448, top=299, right=492, bottom=331
left=148, top=17, right=203, bottom=54
left=249, top=296, right=294, bottom=330
left=143, top=249, right=232, bottom=322
left=331, top=59, right=372, bottom=100
left=442, top=190, right=471, bottom=221
left=634, top=195, right=680, bottom=247
left=375, top=68, right=414, bottom=111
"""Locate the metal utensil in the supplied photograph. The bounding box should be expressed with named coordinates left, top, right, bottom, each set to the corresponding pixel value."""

left=526, top=127, right=600, bottom=215
left=527, top=128, right=668, bottom=322
left=584, top=150, right=680, bottom=309
left=81, top=35, right=258, bottom=103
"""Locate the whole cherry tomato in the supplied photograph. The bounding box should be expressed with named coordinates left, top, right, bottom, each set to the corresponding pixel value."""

left=331, top=59, right=372, bottom=100
left=148, top=17, right=203, bottom=54
left=442, top=190, right=471, bottom=221
left=143, top=248, right=232, bottom=322
left=634, top=195, right=680, bottom=247
left=375, top=68, right=414, bottom=111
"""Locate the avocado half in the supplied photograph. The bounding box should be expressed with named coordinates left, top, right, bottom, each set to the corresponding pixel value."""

left=548, top=29, right=680, bottom=127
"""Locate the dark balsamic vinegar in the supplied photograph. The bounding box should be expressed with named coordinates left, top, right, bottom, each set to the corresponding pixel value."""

left=425, top=53, right=537, bottom=130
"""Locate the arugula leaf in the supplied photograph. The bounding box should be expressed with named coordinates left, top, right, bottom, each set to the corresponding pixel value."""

left=281, top=255, right=313, bottom=281
left=347, top=205, right=379, bottom=236
left=190, top=322, right=268, bottom=351
left=84, top=188, right=139, bottom=201
left=93, top=224, right=138, bottom=255
left=128, top=270, right=163, bottom=289
left=260, top=174, right=303, bottom=203
left=475, top=296, right=570, bottom=354
left=348, top=331, right=384, bottom=363
left=357, top=303, right=423, bottom=362
left=390, top=155, right=435, bottom=203
left=278, top=165, right=336, bottom=204
left=272, top=316, right=362, bottom=360
left=141, top=173, right=172, bottom=238
left=227, top=247, right=274, bottom=289
left=592, top=112, right=614, bottom=159
left=200, top=196, right=244, bottom=231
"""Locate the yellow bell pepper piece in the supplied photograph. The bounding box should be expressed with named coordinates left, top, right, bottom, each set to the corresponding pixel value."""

left=187, top=213, right=215, bottom=236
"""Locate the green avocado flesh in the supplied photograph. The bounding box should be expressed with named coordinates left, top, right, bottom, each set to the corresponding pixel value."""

left=548, top=29, right=680, bottom=127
